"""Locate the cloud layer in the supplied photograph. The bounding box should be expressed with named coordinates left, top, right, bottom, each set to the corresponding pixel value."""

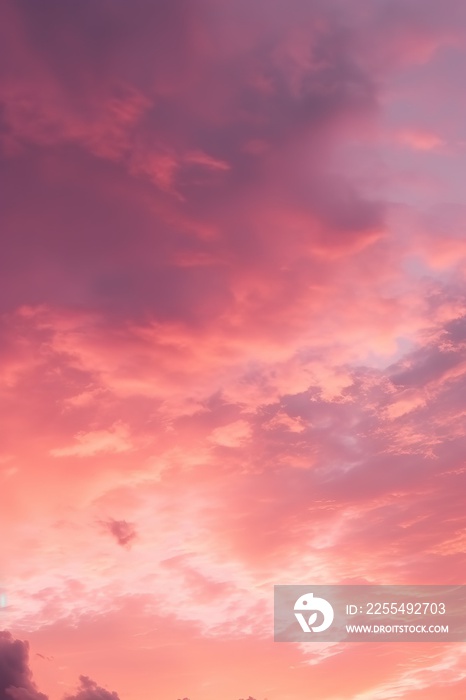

left=2, top=0, right=466, bottom=699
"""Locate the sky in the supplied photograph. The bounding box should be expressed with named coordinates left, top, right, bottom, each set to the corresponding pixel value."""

left=1, top=0, right=466, bottom=698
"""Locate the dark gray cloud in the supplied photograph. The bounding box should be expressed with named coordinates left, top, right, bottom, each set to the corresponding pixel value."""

left=0, top=634, right=121, bottom=700
left=0, top=632, right=47, bottom=700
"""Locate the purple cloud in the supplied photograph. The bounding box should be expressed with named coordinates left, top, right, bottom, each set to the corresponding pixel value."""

left=0, top=632, right=47, bottom=700
left=102, top=519, right=137, bottom=548
left=63, top=677, right=120, bottom=700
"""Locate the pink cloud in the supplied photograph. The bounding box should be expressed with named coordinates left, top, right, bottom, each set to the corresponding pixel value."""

left=397, top=129, right=445, bottom=151
left=2, top=0, right=466, bottom=698
left=50, top=423, right=133, bottom=458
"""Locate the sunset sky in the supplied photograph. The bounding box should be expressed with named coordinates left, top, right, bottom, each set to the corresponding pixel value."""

left=1, top=0, right=466, bottom=698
